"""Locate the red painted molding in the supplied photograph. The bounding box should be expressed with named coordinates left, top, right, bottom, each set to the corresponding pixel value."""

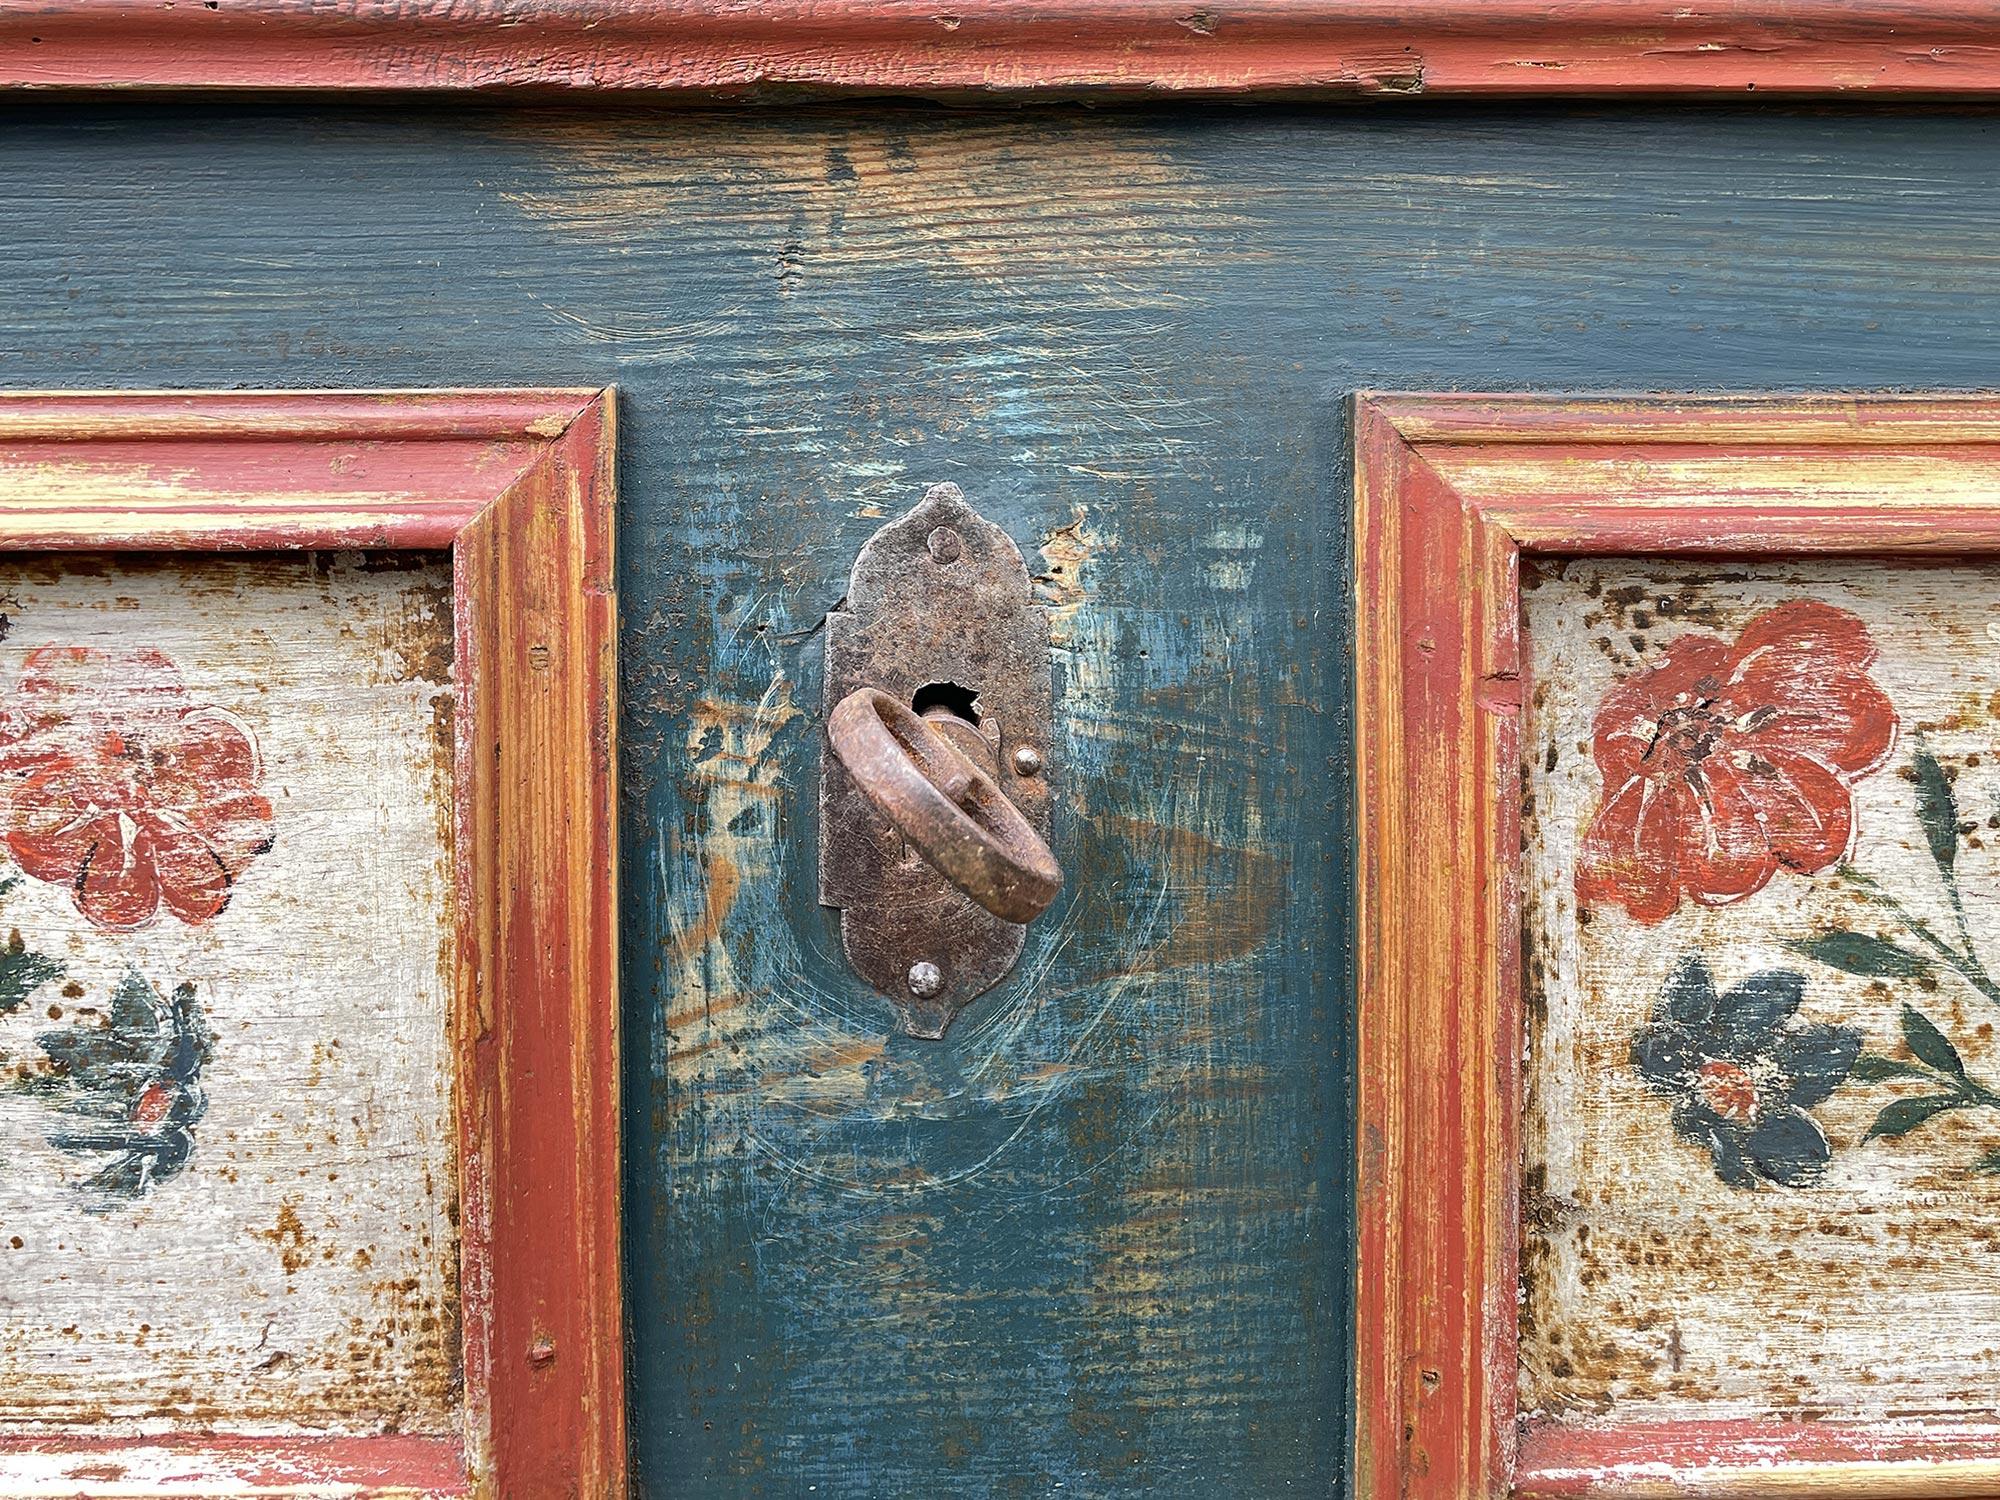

left=3, top=1, right=2000, bottom=98
left=0, top=1435, right=472, bottom=1494
left=0, top=390, right=625, bottom=1500
left=1519, top=1416, right=2000, bottom=1497
left=1354, top=393, right=2000, bottom=1500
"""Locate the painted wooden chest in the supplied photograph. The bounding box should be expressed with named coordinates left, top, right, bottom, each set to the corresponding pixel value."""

left=5, top=6, right=2000, bottom=1495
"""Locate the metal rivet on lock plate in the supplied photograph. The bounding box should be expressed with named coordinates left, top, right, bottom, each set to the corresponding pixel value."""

left=907, top=961, right=945, bottom=998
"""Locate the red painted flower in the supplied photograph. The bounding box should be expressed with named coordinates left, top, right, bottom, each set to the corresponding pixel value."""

left=0, top=647, right=274, bottom=930
left=1576, top=601, right=1896, bottom=924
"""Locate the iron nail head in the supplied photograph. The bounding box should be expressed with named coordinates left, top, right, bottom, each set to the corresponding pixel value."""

left=1012, top=745, right=1043, bottom=777
left=926, top=527, right=964, bottom=565
left=907, top=961, right=945, bottom=998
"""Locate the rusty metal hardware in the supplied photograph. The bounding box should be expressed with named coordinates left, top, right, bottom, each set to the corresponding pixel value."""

left=828, top=688, right=1061, bottom=924
left=819, top=482, right=1060, bottom=1039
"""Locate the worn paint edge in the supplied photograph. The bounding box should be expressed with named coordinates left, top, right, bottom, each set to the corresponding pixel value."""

left=6, top=1, right=2000, bottom=97
left=0, top=390, right=624, bottom=1500
left=454, top=391, right=624, bottom=1500
left=1353, top=392, right=2000, bottom=1500
left=1520, top=1418, right=2000, bottom=1497
left=0, top=1435, right=467, bottom=1499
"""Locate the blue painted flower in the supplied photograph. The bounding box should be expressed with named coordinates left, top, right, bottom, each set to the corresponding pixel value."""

left=1632, top=957, right=1861, bottom=1189
left=29, top=970, right=210, bottom=1205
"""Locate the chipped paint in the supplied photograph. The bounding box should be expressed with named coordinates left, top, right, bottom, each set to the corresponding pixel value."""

left=501, top=123, right=1237, bottom=305
left=32, top=100, right=2000, bottom=1498
left=1036, top=506, right=1103, bottom=637
left=0, top=555, right=460, bottom=1435
left=10, top=2, right=2000, bottom=99
left=1523, top=558, right=2000, bottom=1426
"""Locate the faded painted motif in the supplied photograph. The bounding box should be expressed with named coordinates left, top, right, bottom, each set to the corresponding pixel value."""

left=1523, top=559, right=2000, bottom=1422
left=0, top=555, right=458, bottom=1433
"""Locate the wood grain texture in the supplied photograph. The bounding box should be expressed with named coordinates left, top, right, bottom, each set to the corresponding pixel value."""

left=1518, top=1419, right=2000, bottom=1498
left=14, top=103, right=2000, bottom=1496
left=0, top=554, right=460, bottom=1431
left=1521, top=559, right=2000, bottom=1433
left=453, top=393, right=624, bottom=1500
left=1354, top=398, right=1523, bottom=1500
left=0, top=390, right=577, bottom=549
left=0, top=392, right=622, bottom=1498
left=8, top=2, right=2000, bottom=98
left=1358, top=395, right=2000, bottom=1499
left=0, top=1434, right=470, bottom=1498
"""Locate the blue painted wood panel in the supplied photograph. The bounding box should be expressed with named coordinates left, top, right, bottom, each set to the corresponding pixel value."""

left=2, top=100, right=1998, bottom=1495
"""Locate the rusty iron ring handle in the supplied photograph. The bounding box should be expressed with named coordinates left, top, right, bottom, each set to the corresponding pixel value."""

left=827, top=687, right=1062, bottom=924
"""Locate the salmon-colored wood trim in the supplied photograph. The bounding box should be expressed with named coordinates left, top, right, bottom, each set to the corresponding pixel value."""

left=4, top=2, right=2000, bottom=99
left=1354, top=391, right=2000, bottom=1500
left=1518, top=1417, right=2000, bottom=1498
left=0, top=389, right=624, bottom=1500
left=1354, top=397, right=1523, bottom=1500
left=0, top=1434, right=470, bottom=1496
left=453, top=393, right=624, bottom=1500
left=0, top=389, right=600, bottom=551
left=1358, top=393, right=2000, bottom=445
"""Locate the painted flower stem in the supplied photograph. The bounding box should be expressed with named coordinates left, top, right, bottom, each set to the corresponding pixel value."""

left=1966, top=1078, right=2000, bottom=1110
left=1836, top=864, right=2000, bottom=1007
left=1886, top=1055, right=2000, bottom=1112
left=1944, top=867, right=1984, bottom=976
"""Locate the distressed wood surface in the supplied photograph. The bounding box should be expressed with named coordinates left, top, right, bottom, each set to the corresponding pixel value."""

left=1359, top=398, right=2000, bottom=1498
left=0, top=392, right=622, bottom=1498
left=12, top=104, right=2000, bottom=1495
left=0, top=554, right=459, bottom=1431
left=1523, top=559, right=2000, bottom=1421
left=452, top=394, right=624, bottom=1500
left=1354, top=400, right=1523, bottom=1500
left=0, top=1434, right=471, bottom=1498
left=0, top=390, right=579, bottom=550
left=1517, top=1419, right=2000, bottom=1499
left=9, top=2, right=2000, bottom=98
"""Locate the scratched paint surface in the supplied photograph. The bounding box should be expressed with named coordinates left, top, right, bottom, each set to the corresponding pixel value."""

left=516, top=115, right=1340, bottom=1495
left=0, top=554, right=459, bottom=1433
left=9, top=100, right=2000, bottom=1494
left=1523, top=559, right=2000, bottom=1424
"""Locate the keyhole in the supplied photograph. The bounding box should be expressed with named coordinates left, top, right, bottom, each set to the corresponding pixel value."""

left=908, top=682, right=989, bottom=850
left=911, top=681, right=980, bottom=725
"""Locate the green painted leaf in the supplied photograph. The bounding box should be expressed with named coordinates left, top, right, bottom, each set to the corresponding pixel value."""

left=105, top=968, right=162, bottom=1036
left=1971, top=1148, right=2000, bottom=1176
left=1851, top=1052, right=1936, bottom=1082
left=1913, top=743, right=1961, bottom=878
left=1901, top=1004, right=1967, bottom=1077
left=1866, top=1093, right=1965, bottom=1140
left=26, top=969, right=205, bottom=1118
left=1789, top=931, right=1932, bottom=979
left=0, top=932, right=61, bottom=1015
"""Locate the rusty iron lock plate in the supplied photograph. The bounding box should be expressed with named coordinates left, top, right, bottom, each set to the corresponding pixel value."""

left=819, top=483, right=1059, bottom=1039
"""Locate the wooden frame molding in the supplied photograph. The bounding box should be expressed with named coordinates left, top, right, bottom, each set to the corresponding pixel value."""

left=0, top=390, right=623, bottom=1498
left=1354, top=393, right=2000, bottom=1500
left=5, top=2, right=2000, bottom=99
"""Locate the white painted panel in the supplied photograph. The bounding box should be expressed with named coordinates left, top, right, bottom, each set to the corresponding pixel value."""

left=0, top=555, right=457, bottom=1435
left=1523, top=559, right=2000, bottom=1423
